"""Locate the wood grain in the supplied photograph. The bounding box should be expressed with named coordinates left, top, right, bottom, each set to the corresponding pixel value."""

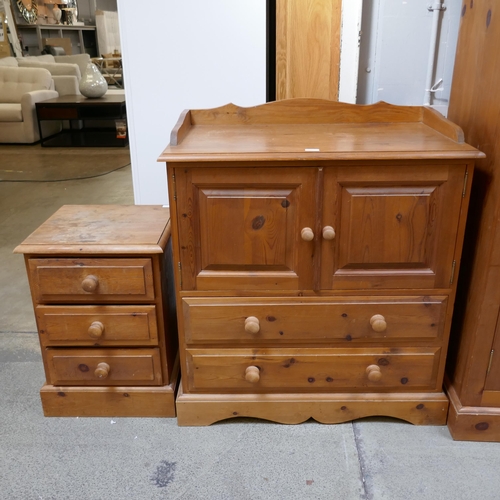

left=161, top=99, right=481, bottom=426
left=176, top=384, right=448, bottom=426
left=45, top=347, right=163, bottom=386
left=36, top=305, right=158, bottom=346
left=182, top=295, right=447, bottom=344
left=444, top=0, right=500, bottom=440
left=276, top=0, right=341, bottom=100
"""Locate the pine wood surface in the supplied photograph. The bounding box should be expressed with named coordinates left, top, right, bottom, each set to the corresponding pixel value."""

left=40, top=355, right=179, bottom=417
left=182, top=296, right=447, bottom=344
left=160, top=100, right=483, bottom=163
left=161, top=100, right=482, bottom=425
left=36, top=305, right=159, bottom=347
left=443, top=0, right=500, bottom=440
left=276, top=0, right=341, bottom=100
left=14, top=205, right=170, bottom=255
left=174, top=164, right=467, bottom=292
left=16, top=205, right=178, bottom=417
left=28, top=257, right=155, bottom=303
left=175, top=385, right=448, bottom=426
left=45, top=347, right=163, bottom=386
left=185, top=347, right=441, bottom=392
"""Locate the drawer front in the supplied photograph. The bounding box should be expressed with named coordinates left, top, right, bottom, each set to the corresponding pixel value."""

left=185, top=347, right=441, bottom=392
left=45, top=348, right=163, bottom=386
left=29, top=258, right=155, bottom=303
left=183, top=296, right=448, bottom=344
left=37, top=106, right=78, bottom=120
left=36, top=305, right=158, bottom=346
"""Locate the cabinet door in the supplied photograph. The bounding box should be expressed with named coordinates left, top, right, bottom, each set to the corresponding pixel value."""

left=321, top=165, right=466, bottom=289
left=175, top=167, right=317, bottom=291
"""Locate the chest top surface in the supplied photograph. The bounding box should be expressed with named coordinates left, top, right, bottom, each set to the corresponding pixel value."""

left=14, top=205, right=171, bottom=255
left=158, top=99, right=484, bottom=163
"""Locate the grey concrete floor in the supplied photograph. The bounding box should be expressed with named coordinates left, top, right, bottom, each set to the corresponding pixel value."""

left=0, top=153, right=499, bottom=500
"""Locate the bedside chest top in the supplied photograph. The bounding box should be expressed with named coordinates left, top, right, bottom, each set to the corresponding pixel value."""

left=158, top=98, right=485, bottom=163
left=14, top=205, right=171, bottom=255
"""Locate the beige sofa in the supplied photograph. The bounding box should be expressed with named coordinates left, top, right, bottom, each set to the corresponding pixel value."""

left=0, top=54, right=90, bottom=95
left=0, top=66, right=61, bottom=143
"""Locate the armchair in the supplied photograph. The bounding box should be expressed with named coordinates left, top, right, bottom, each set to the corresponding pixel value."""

left=0, top=66, right=60, bottom=144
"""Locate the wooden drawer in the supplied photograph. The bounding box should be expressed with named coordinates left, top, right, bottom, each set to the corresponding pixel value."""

left=28, top=258, right=155, bottom=303
left=37, top=106, right=79, bottom=120
left=182, top=296, right=448, bottom=344
left=36, top=305, right=158, bottom=347
left=185, top=347, right=441, bottom=393
left=45, top=348, right=163, bottom=386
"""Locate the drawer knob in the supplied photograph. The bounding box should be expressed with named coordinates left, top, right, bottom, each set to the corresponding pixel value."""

left=370, top=314, right=387, bottom=332
left=322, top=226, right=336, bottom=240
left=88, top=321, right=104, bottom=339
left=301, top=227, right=314, bottom=241
left=81, top=275, right=99, bottom=293
left=366, top=364, right=382, bottom=382
left=244, top=316, right=260, bottom=334
left=94, top=362, right=110, bottom=379
left=245, top=365, right=260, bottom=383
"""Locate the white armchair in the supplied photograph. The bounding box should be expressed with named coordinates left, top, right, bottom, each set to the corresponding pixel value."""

left=0, top=66, right=60, bottom=144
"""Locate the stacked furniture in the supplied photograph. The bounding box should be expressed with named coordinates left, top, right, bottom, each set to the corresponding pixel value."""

left=159, top=99, right=484, bottom=426
left=15, top=205, right=178, bottom=417
left=444, top=0, right=500, bottom=441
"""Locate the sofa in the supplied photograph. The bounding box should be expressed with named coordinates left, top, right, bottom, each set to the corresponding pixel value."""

left=0, top=54, right=90, bottom=96
left=0, top=66, right=61, bottom=143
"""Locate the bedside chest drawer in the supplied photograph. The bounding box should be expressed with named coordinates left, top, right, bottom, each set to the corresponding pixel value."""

left=183, top=296, right=447, bottom=344
left=45, top=348, right=163, bottom=386
left=28, top=258, right=155, bottom=303
left=36, top=305, right=158, bottom=346
left=186, top=347, right=441, bottom=392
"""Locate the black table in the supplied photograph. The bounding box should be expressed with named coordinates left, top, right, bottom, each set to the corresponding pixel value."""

left=36, top=95, right=128, bottom=147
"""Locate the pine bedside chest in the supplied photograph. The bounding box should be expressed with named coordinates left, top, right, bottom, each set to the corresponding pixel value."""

left=15, top=205, right=178, bottom=417
left=158, top=99, right=484, bottom=426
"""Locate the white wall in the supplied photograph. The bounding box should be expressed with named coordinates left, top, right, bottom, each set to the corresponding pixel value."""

left=357, top=0, right=462, bottom=114
left=117, top=0, right=267, bottom=205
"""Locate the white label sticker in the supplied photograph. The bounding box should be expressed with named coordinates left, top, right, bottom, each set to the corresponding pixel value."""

left=305, top=148, right=320, bottom=152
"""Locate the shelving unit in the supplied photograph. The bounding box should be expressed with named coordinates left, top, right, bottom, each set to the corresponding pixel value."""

left=15, top=24, right=98, bottom=56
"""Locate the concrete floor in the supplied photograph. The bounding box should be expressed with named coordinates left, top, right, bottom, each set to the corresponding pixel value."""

left=1, top=150, right=499, bottom=500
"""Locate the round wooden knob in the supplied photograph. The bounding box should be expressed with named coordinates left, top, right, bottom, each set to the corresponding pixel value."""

left=370, top=314, right=387, bottom=332
left=366, top=364, right=382, bottom=382
left=81, top=275, right=99, bottom=293
left=94, top=362, right=110, bottom=379
left=88, top=321, right=104, bottom=339
left=301, top=227, right=314, bottom=241
left=245, top=365, right=260, bottom=383
left=322, top=226, right=336, bottom=240
left=244, top=316, right=260, bottom=334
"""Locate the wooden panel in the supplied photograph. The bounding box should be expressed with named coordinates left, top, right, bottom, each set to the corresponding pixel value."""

left=445, top=0, right=500, bottom=413
left=14, top=205, right=169, bottom=255
left=175, top=167, right=317, bottom=291
left=176, top=386, right=449, bottom=426
left=40, top=381, right=178, bottom=418
left=186, top=347, right=441, bottom=393
left=29, top=258, right=155, bottom=303
left=182, top=295, right=448, bottom=344
left=276, top=0, right=341, bottom=100
left=36, top=305, right=158, bottom=347
left=322, top=164, right=466, bottom=289
left=45, top=348, right=163, bottom=386
left=199, top=188, right=290, bottom=268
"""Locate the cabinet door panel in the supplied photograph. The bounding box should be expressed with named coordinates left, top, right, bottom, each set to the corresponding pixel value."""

left=322, top=165, right=466, bottom=289
left=175, top=167, right=317, bottom=290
